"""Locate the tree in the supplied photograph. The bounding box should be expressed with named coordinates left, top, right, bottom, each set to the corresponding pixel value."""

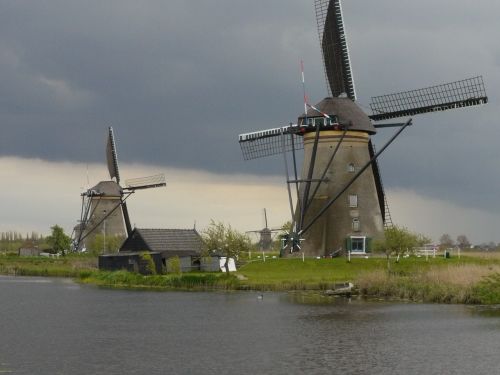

left=201, top=220, right=252, bottom=273
left=46, top=225, right=71, bottom=256
left=456, top=235, right=471, bottom=249
left=269, top=220, right=293, bottom=253
left=89, top=234, right=125, bottom=255
left=373, top=226, right=420, bottom=267
left=439, top=233, right=454, bottom=249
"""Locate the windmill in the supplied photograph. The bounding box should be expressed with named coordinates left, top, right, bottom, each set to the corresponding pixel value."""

left=246, top=209, right=282, bottom=251
left=73, top=127, right=166, bottom=251
left=238, top=0, right=488, bottom=257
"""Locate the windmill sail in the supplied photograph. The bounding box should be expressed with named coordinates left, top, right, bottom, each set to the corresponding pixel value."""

left=125, top=174, right=167, bottom=190
left=315, top=0, right=356, bottom=100
left=368, top=140, right=386, bottom=225
left=370, top=76, right=488, bottom=121
left=238, top=124, right=304, bottom=160
left=106, top=127, right=121, bottom=183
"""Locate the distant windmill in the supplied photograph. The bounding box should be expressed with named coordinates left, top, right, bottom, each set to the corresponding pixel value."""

left=238, top=0, right=487, bottom=257
left=73, top=127, right=166, bottom=251
left=246, top=209, right=282, bottom=251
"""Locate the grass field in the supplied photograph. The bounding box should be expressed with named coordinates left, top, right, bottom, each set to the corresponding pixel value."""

left=237, top=255, right=499, bottom=287
left=235, top=254, right=500, bottom=303
left=0, top=254, right=97, bottom=277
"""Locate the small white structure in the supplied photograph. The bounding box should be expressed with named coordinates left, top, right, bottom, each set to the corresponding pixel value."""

left=219, top=257, right=237, bottom=272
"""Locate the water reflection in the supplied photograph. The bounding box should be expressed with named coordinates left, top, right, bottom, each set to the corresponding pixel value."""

left=469, top=304, right=500, bottom=318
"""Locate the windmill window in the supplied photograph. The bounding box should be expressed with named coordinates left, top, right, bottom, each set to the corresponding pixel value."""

left=348, top=194, right=358, bottom=208
left=315, top=118, right=325, bottom=127
left=348, top=163, right=355, bottom=173
left=327, top=116, right=338, bottom=125
left=352, top=218, right=360, bottom=232
left=307, top=118, right=313, bottom=126
left=351, top=236, right=366, bottom=252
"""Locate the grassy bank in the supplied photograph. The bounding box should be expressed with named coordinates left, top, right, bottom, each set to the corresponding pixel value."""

left=0, top=254, right=97, bottom=277
left=236, top=255, right=500, bottom=304
left=79, top=270, right=239, bottom=290
left=2, top=253, right=500, bottom=304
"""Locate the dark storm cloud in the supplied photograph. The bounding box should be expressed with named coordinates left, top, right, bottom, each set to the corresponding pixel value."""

left=0, top=0, right=499, bottom=213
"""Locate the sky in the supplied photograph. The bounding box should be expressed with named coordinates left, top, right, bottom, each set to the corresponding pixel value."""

left=0, top=0, right=499, bottom=244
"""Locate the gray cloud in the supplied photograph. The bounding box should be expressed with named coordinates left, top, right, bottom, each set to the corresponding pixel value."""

left=0, top=0, right=499, bottom=217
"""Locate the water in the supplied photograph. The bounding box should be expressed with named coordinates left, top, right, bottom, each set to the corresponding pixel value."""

left=1, top=276, right=499, bottom=375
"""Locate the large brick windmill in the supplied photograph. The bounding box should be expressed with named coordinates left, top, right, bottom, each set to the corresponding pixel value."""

left=73, top=127, right=166, bottom=251
left=238, top=0, right=487, bottom=257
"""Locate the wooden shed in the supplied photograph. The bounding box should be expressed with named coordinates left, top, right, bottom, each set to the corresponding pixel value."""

left=119, top=228, right=204, bottom=272
left=98, top=252, right=163, bottom=274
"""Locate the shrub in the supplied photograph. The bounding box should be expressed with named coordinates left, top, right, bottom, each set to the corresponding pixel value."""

left=166, top=256, right=181, bottom=274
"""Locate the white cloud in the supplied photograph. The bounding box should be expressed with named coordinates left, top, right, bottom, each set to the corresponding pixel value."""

left=0, top=157, right=290, bottom=237
left=0, top=157, right=497, bottom=245
left=387, top=188, right=499, bottom=244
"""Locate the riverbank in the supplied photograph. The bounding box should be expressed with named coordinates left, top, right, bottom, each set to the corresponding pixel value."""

left=2, top=253, right=500, bottom=304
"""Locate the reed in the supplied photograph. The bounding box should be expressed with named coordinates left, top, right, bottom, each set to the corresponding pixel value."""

left=356, top=264, right=500, bottom=304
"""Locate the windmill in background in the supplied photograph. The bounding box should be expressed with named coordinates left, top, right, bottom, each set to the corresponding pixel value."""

left=238, top=0, right=487, bottom=257
left=73, top=127, right=166, bottom=251
left=246, top=209, right=282, bottom=251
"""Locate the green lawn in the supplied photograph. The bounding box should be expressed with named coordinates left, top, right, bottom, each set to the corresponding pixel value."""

left=0, top=254, right=97, bottom=277
left=237, top=255, right=499, bottom=290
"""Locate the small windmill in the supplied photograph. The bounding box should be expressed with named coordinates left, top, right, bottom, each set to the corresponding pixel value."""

left=238, top=0, right=488, bottom=257
left=246, top=209, right=282, bottom=251
left=73, top=127, right=166, bottom=251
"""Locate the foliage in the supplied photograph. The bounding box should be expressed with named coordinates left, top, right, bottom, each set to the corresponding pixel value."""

left=456, top=234, right=471, bottom=249
left=201, top=220, right=252, bottom=272
left=78, top=270, right=240, bottom=290
left=271, top=220, right=294, bottom=252
left=46, top=225, right=71, bottom=256
left=0, top=231, right=47, bottom=254
left=0, top=253, right=97, bottom=277
left=166, top=256, right=181, bottom=274
left=140, top=252, right=157, bottom=275
left=88, top=234, right=125, bottom=255
left=439, top=233, right=454, bottom=249
left=472, top=273, right=500, bottom=304
left=373, top=226, right=422, bottom=264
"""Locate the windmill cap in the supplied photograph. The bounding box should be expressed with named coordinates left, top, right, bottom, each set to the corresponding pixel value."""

left=299, top=97, right=376, bottom=134
left=89, top=181, right=122, bottom=197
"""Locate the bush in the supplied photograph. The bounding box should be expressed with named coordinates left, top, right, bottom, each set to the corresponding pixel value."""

left=473, top=273, right=500, bottom=304
left=166, top=256, right=181, bottom=274
left=139, top=252, right=157, bottom=275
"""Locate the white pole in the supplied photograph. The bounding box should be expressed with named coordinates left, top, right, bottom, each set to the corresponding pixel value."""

left=302, top=252, right=305, bottom=262
left=103, top=210, right=106, bottom=254
left=262, top=250, right=265, bottom=262
left=348, top=250, right=351, bottom=263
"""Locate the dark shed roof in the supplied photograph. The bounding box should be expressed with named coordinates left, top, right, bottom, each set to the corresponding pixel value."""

left=120, top=228, right=203, bottom=257
left=298, top=97, right=376, bottom=134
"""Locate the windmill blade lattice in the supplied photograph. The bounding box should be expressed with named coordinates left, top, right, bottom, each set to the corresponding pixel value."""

left=369, top=76, right=488, bottom=121
left=125, top=174, right=167, bottom=190
left=315, top=0, right=356, bottom=99
left=239, top=125, right=303, bottom=160
left=106, top=127, right=121, bottom=183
